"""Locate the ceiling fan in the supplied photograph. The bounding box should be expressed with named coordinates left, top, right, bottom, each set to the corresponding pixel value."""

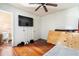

left=29, top=3, right=58, bottom=12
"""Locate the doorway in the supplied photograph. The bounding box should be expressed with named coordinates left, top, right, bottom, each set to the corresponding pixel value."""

left=0, top=10, right=13, bottom=46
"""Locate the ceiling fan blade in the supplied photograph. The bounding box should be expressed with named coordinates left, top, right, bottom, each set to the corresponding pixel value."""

left=46, top=3, right=58, bottom=7
left=43, top=5, right=48, bottom=12
left=35, top=5, right=42, bottom=11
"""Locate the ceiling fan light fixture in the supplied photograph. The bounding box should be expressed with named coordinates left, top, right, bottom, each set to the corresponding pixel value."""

left=29, top=3, right=58, bottom=12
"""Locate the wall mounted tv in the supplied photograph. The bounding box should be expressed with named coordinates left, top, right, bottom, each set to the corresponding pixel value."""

left=18, top=15, right=33, bottom=27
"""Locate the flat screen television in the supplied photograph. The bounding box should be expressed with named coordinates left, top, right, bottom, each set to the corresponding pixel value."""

left=18, top=15, right=33, bottom=27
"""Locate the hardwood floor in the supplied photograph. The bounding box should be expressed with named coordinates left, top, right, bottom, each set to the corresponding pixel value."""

left=0, top=39, right=55, bottom=56
left=0, top=44, right=15, bottom=56
left=13, top=39, right=55, bottom=56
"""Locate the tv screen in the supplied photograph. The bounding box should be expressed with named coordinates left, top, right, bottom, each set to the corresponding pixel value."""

left=18, top=15, right=33, bottom=26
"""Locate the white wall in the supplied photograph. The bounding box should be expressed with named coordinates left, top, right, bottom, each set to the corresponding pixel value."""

left=40, top=7, right=79, bottom=40
left=40, top=10, right=67, bottom=39
left=0, top=3, right=41, bottom=46
left=65, top=7, right=79, bottom=29
left=34, top=16, right=41, bottom=40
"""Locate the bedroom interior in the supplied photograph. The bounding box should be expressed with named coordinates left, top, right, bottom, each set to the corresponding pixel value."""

left=0, top=3, right=79, bottom=56
left=0, top=10, right=12, bottom=46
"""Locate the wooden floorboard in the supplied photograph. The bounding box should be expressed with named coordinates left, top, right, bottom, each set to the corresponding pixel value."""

left=0, top=39, right=55, bottom=56
left=13, top=39, right=55, bottom=56
left=0, top=44, right=15, bottom=56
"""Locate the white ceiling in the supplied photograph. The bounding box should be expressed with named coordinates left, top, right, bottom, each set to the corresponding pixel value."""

left=11, top=3, right=79, bottom=16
